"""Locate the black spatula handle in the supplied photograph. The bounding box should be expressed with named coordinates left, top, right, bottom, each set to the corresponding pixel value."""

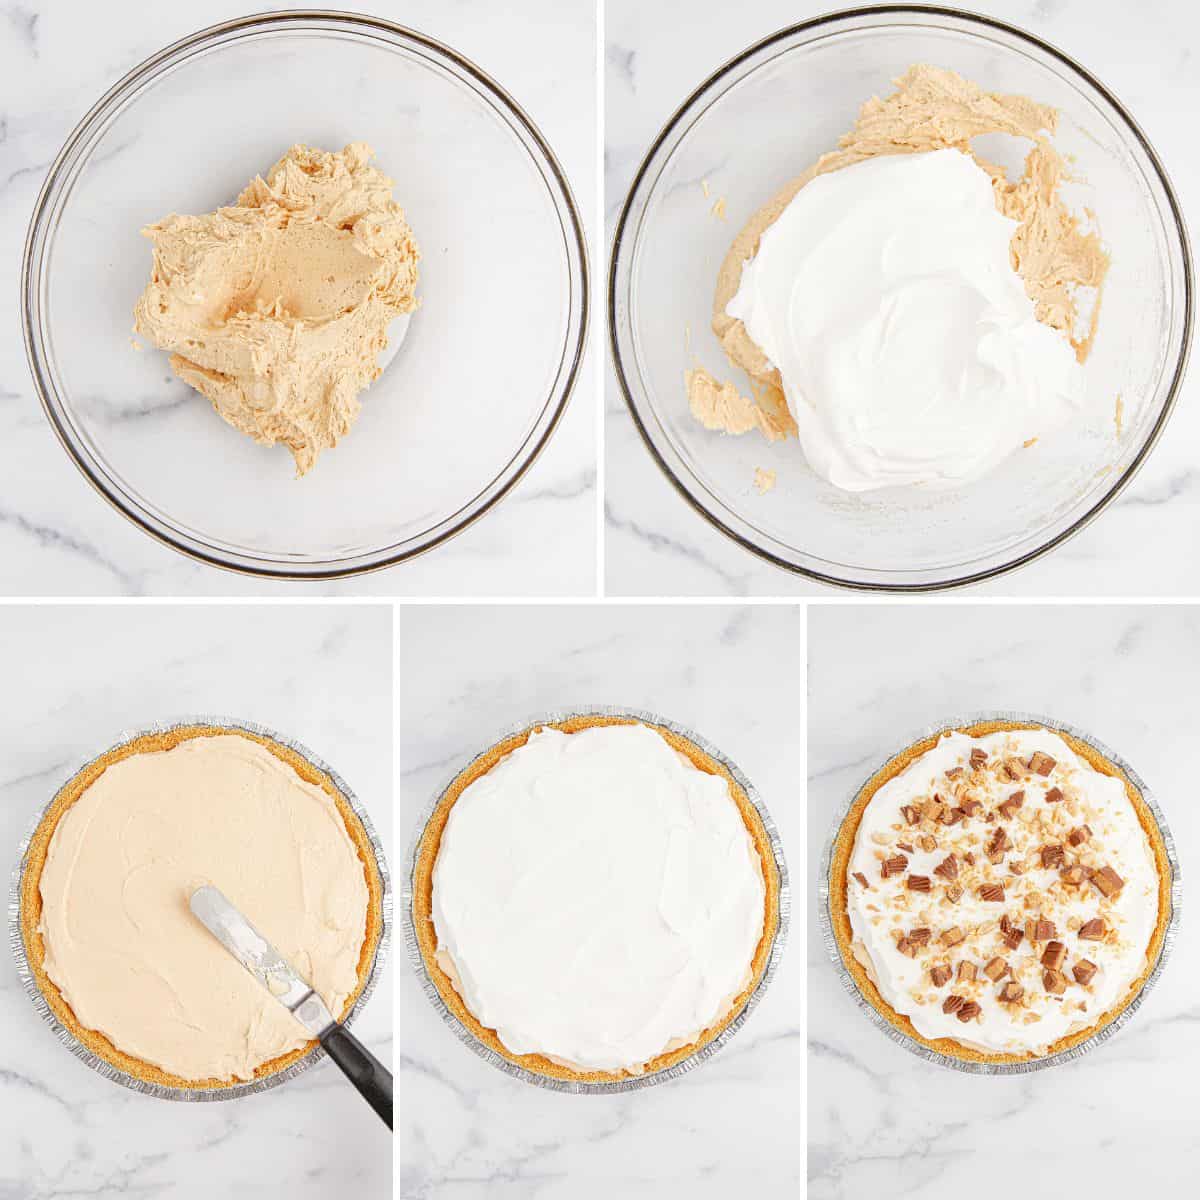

left=320, top=1023, right=392, bottom=1129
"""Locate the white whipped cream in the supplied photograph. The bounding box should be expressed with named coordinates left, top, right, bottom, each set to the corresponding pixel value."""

left=846, top=728, right=1159, bottom=1055
left=727, top=149, right=1084, bottom=491
left=431, top=724, right=766, bottom=1072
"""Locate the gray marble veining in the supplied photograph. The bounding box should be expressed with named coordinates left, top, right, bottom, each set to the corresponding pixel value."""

left=0, top=604, right=394, bottom=1198
left=397, top=605, right=803, bottom=1197
left=808, top=605, right=1200, bottom=1196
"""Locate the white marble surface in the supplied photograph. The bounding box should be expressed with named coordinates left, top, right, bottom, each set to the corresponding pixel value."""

left=0, top=603, right=393, bottom=1197
left=397, top=604, right=802, bottom=1198
left=605, top=0, right=1200, bottom=596
left=808, top=604, right=1199, bottom=1196
left=0, top=0, right=596, bottom=597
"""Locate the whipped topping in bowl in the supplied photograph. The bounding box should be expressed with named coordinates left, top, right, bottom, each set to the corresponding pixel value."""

left=428, top=722, right=770, bottom=1076
left=841, top=725, right=1166, bottom=1059
left=726, top=149, right=1084, bottom=491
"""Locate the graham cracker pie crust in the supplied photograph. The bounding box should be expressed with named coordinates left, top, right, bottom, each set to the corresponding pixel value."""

left=18, top=724, right=386, bottom=1092
left=411, top=714, right=782, bottom=1083
left=828, top=719, right=1173, bottom=1065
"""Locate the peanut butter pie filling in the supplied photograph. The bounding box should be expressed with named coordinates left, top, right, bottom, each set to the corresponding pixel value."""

left=133, top=142, right=421, bottom=477
left=20, top=727, right=385, bottom=1089
left=411, top=716, right=782, bottom=1082
left=830, top=721, right=1171, bottom=1062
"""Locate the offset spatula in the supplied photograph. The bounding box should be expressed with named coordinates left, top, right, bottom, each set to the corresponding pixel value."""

left=189, top=885, right=392, bottom=1128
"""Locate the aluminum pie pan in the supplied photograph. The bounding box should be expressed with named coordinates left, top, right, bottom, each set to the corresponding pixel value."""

left=402, top=705, right=791, bottom=1093
left=817, top=709, right=1182, bottom=1075
left=8, top=715, right=392, bottom=1102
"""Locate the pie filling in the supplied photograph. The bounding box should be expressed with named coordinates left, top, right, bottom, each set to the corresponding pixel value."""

left=845, top=727, right=1160, bottom=1056
left=431, top=723, right=767, bottom=1074
left=133, top=142, right=421, bottom=477
left=36, top=733, right=371, bottom=1083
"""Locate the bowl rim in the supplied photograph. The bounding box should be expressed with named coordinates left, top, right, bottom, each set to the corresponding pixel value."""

left=21, top=8, right=591, bottom=581
left=608, top=2, right=1195, bottom=593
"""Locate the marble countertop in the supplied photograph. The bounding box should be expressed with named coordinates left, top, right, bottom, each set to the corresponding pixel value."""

left=0, top=604, right=394, bottom=1197
left=0, top=0, right=596, bottom=597
left=808, top=604, right=1199, bottom=1197
left=605, top=0, right=1200, bottom=596
left=397, top=604, right=803, bottom=1197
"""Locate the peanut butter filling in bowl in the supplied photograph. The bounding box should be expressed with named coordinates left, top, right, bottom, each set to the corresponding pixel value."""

left=403, top=707, right=790, bottom=1092
left=11, top=718, right=390, bottom=1100
left=819, top=712, right=1179, bottom=1073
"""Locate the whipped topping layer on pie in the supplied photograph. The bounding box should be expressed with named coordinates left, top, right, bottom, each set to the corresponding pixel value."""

left=428, top=722, right=768, bottom=1075
left=839, top=725, right=1166, bottom=1058
left=31, top=731, right=375, bottom=1085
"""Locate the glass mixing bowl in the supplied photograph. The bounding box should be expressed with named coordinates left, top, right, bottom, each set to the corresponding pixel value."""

left=23, top=11, right=588, bottom=579
left=609, top=6, right=1192, bottom=591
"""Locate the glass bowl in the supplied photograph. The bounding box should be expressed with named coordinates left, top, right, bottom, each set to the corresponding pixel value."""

left=609, top=6, right=1192, bottom=591
left=23, top=11, right=588, bottom=579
